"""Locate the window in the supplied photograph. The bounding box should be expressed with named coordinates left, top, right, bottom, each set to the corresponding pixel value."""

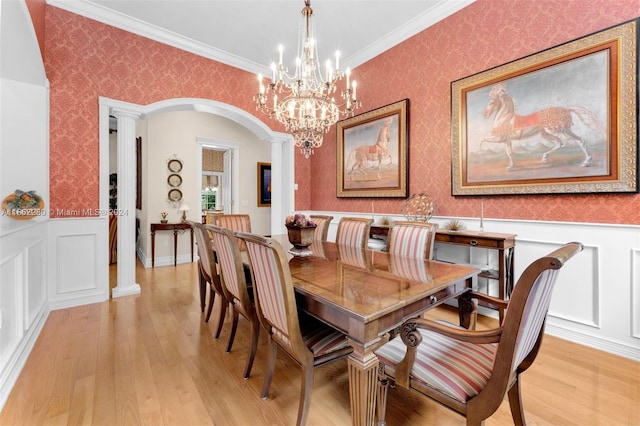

left=202, top=172, right=222, bottom=211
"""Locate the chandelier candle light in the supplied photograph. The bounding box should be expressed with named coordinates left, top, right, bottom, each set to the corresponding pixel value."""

left=255, top=0, right=360, bottom=158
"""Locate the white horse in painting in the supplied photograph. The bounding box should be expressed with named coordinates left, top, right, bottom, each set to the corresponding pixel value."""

left=346, top=117, right=393, bottom=180
left=479, top=83, right=604, bottom=170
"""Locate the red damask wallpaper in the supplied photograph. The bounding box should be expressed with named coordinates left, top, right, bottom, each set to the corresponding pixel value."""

left=45, top=6, right=277, bottom=216
left=45, top=0, right=640, bottom=224
left=298, top=0, right=640, bottom=225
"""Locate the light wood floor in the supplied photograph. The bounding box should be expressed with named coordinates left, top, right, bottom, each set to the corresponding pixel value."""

left=0, top=260, right=638, bottom=425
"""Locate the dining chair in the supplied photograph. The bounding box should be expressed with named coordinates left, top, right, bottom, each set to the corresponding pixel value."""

left=236, top=231, right=354, bottom=426
left=189, top=221, right=228, bottom=337
left=205, top=211, right=221, bottom=225
left=216, top=214, right=252, bottom=250
left=188, top=220, right=209, bottom=313
left=374, top=242, right=583, bottom=426
left=309, top=214, right=333, bottom=242
left=386, top=221, right=439, bottom=260
left=335, top=217, right=373, bottom=248
left=207, top=224, right=259, bottom=379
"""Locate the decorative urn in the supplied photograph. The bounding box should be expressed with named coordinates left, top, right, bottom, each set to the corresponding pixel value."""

left=285, top=223, right=317, bottom=249
left=285, top=213, right=317, bottom=250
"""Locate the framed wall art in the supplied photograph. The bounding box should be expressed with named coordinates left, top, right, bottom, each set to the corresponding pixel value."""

left=257, top=162, right=271, bottom=207
left=451, top=19, right=638, bottom=195
left=337, top=99, right=409, bottom=198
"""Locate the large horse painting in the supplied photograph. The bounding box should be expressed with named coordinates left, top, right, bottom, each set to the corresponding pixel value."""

left=451, top=19, right=638, bottom=195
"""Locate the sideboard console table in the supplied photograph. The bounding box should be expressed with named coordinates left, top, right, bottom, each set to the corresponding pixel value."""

left=434, top=229, right=516, bottom=303
left=370, top=225, right=516, bottom=315
left=150, top=222, right=194, bottom=267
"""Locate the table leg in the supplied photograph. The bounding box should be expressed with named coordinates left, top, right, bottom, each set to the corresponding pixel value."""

left=458, top=290, right=478, bottom=330
left=347, top=339, right=380, bottom=426
left=151, top=231, right=156, bottom=268
left=173, top=230, right=178, bottom=266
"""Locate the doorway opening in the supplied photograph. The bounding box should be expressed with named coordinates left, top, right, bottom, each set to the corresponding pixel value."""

left=101, top=97, right=294, bottom=298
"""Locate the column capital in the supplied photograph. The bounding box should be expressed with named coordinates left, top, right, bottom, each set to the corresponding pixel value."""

left=111, top=108, right=142, bottom=120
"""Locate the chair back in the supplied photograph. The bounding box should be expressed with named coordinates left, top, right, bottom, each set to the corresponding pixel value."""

left=236, top=232, right=306, bottom=357
left=217, top=214, right=252, bottom=250
left=189, top=221, right=222, bottom=293
left=496, top=242, right=583, bottom=375
left=336, top=217, right=373, bottom=248
left=386, top=221, right=438, bottom=259
left=206, top=224, right=253, bottom=317
left=205, top=211, right=222, bottom=225
left=309, top=215, right=333, bottom=242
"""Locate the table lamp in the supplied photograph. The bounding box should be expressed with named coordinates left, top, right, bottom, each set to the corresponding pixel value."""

left=179, top=203, right=190, bottom=222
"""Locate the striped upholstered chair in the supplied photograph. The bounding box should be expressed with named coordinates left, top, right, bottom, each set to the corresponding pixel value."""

left=207, top=224, right=259, bottom=379
left=335, top=217, right=373, bottom=248
left=374, top=242, right=583, bottom=426
left=236, top=232, right=353, bottom=426
left=386, top=221, right=439, bottom=260
left=216, top=214, right=251, bottom=250
left=309, top=214, right=333, bottom=242
left=189, top=221, right=228, bottom=336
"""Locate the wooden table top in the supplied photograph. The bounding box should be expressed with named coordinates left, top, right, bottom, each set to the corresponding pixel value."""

left=269, top=235, right=479, bottom=327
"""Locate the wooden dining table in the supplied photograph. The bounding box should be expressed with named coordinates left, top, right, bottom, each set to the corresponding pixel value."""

left=268, top=235, right=480, bottom=426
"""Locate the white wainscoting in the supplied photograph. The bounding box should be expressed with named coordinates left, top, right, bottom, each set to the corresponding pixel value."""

left=0, top=221, right=50, bottom=410
left=47, top=217, right=111, bottom=309
left=309, top=211, right=640, bottom=362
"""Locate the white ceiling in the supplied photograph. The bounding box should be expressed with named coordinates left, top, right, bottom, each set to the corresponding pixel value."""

left=47, top=0, right=475, bottom=76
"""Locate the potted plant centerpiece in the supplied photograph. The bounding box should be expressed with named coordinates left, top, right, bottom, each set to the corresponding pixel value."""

left=285, top=213, right=317, bottom=253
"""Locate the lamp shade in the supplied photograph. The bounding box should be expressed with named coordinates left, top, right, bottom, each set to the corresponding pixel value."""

left=179, top=203, right=190, bottom=211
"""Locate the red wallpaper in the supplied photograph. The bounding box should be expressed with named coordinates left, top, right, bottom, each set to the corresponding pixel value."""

left=298, top=0, right=640, bottom=225
left=45, top=1, right=640, bottom=224
left=45, top=6, right=276, bottom=216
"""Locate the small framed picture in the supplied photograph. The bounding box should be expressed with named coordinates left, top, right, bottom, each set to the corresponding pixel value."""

left=258, top=162, right=271, bottom=207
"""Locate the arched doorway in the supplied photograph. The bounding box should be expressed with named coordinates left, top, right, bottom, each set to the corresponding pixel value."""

left=99, top=97, right=294, bottom=298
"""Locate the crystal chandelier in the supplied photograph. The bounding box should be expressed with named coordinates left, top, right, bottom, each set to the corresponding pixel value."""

left=255, top=0, right=360, bottom=158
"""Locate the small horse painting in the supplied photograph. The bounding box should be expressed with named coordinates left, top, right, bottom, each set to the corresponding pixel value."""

left=345, top=117, right=394, bottom=181
left=479, top=83, right=605, bottom=170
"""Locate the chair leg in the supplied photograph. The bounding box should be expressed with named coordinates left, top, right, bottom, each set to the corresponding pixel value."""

left=376, top=376, right=390, bottom=426
left=226, top=308, right=239, bottom=353
left=507, top=377, right=526, bottom=426
left=205, top=286, right=216, bottom=322
left=243, top=319, right=260, bottom=379
left=296, top=364, right=314, bottom=426
left=214, top=296, right=228, bottom=339
left=261, top=338, right=278, bottom=399
left=198, top=269, right=206, bottom=312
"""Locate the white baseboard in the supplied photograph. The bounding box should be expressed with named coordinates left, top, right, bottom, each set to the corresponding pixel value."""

left=0, top=306, right=49, bottom=411
left=545, top=324, right=640, bottom=362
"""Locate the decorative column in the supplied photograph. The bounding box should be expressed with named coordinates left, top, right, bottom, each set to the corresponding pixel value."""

left=267, top=134, right=294, bottom=236
left=112, top=108, right=141, bottom=298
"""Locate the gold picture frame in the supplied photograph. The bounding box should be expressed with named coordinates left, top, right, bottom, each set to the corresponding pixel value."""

left=257, top=162, right=271, bottom=207
left=337, top=99, right=409, bottom=198
left=451, top=19, right=637, bottom=195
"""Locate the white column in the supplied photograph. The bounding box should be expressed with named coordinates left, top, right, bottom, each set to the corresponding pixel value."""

left=112, top=109, right=141, bottom=298
left=267, top=134, right=294, bottom=236
left=270, top=139, right=283, bottom=235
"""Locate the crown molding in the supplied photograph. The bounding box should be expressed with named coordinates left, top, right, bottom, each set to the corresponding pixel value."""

left=47, top=0, right=266, bottom=74
left=47, top=0, right=474, bottom=75
left=345, top=0, right=475, bottom=67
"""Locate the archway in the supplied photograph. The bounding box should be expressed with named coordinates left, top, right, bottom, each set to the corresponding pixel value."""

left=99, top=97, right=294, bottom=298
